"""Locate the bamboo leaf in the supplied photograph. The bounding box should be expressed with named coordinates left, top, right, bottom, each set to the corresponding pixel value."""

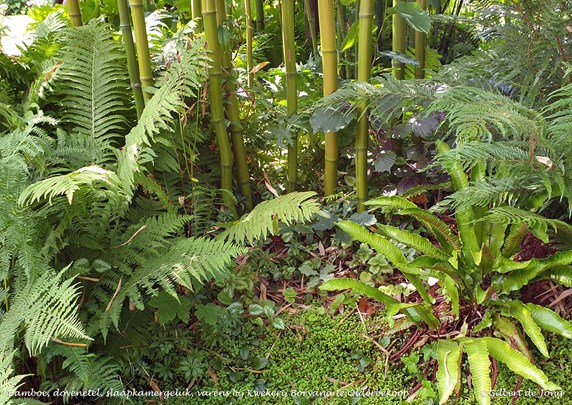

left=340, top=20, right=359, bottom=52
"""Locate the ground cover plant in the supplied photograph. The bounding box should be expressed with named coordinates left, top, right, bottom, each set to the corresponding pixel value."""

left=0, top=0, right=571, bottom=404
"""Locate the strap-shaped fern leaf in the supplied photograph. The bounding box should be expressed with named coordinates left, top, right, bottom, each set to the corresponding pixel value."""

left=460, top=338, right=491, bottom=405
left=499, top=250, right=572, bottom=291
left=220, top=192, right=321, bottom=244
left=57, top=20, right=129, bottom=148
left=482, top=337, right=560, bottom=391
left=377, top=224, right=450, bottom=260
left=436, top=339, right=462, bottom=405
left=507, top=300, right=548, bottom=358
left=526, top=302, right=572, bottom=340
left=320, top=278, right=438, bottom=328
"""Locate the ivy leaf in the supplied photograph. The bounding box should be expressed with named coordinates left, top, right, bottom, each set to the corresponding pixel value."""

left=148, top=292, right=192, bottom=325
left=387, top=3, right=432, bottom=33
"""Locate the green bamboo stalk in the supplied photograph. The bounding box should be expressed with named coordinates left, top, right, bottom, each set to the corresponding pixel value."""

left=245, top=0, right=254, bottom=87
left=336, top=0, right=350, bottom=79
left=216, top=0, right=253, bottom=210
left=318, top=0, right=339, bottom=196
left=203, top=0, right=238, bottom=217
left=129, top=0, right=154, bottom=99
left=304, top=0, right=318, bottom=55
left=192, top=0, right=203, bottom=31
left=117, top=0, right=145, bottom=118
left=67, top=0, right=83, bottom=27
left=355, top=0, right=373, bottom=211
left=281, top=0, right=298, bottom=192
left=414, top=0, right=426, bottom=79
left=255, top=0, right=265, bottom=30
left=392, top=0, right=406, bottom=80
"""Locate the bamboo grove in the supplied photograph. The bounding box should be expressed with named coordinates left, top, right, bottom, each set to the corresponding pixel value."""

left=64, top=0, right=431, bottom=213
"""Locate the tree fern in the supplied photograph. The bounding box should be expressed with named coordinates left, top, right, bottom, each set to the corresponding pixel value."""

left=220, top=192, right=322, bottom=244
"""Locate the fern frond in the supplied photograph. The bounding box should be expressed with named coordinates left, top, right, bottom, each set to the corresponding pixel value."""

left=220, top=192, right=321, bottom=244
left=57, top=20, right=129, bottom=150
left=18, top=166, right=126, bottom=205
left=0, top=268, right=91, bottom=355
left=0, top=351, right=26, bottom=405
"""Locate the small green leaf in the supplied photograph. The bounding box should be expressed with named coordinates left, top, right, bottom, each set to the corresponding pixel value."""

left=271, top=317, right=286, bottom=329
left=148, top=292, right=191, bottom=325
left=195, top=303, right=225, bottom=326
left=380, top=51, right=421, bottom=66
left=248, top=304, right=264, bottom=316
left=374, top=151, right=397, bottom=173
left=283, top=287, right=297, bottom=303
left=341, top=20, right=359, bottom=52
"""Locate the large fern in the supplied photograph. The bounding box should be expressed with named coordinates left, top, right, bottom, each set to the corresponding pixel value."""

left=56, top=20, right=129, bottom=154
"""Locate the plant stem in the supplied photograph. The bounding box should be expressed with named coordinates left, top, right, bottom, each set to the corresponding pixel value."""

left=129, top=0, right=154, bottom=99
left=318, top=0, right=339, bottom=196
left=356, top=0, right=373, bottom=211
left=203, top=0, right=238, bottom=217
left=117, top=0, right=145, bottom=118
left=392, top=0, right=406, bottom=79
left=216, top=0, right=253, bottom=210
left=281, top=0, right=298, bottom=192
left=304, top=0, right=318, bottom=55
left=414, top=0, right=426, bottom=79
left=245, top=0, right=254, bottom=87
left=255, top=0, right=265, bottom=30
left=66, top=0, right=83, bottom=27
left=192, top=0, right=203, bottom=31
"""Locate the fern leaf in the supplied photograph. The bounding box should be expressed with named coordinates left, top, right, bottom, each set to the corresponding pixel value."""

left=0, top=351, right=26, bottom=405
left=436, top=339, right=462, bottom=405
left=462, top=338, right=491, bottom=405
left=220, top=192, right=321, bottom=244
left=57, top=20, right=129, bottom=149
left=526, top=302, right=572, bottom=340
left=483, top=337, right=560, bottom=391
left=508, top=300, right=548, bottom=357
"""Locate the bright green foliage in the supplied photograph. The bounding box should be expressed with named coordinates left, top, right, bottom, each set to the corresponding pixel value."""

left=220, top=192, right=322, bottom=244
left=0, top=352, right=26, bottom=405
left=57, top=20, right=129, bottom=155
left=324, top=184, right=572, bottom=402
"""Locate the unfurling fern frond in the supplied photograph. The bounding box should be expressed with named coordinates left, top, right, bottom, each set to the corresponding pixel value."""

left=57, top=20, right=129, bottom=149
left=0, top=267, right=91, bottom=355
left=220, top=192, right=321, bottom=244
